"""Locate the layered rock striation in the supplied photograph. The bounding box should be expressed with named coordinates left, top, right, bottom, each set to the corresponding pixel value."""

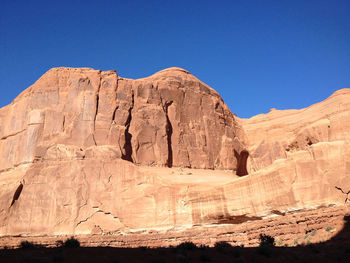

left=0, top=67, right=349, bottom=239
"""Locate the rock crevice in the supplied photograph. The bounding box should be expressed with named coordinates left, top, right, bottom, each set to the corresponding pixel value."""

left=163, top=100, right=173, bottom=168
left=10, top=183, right=23, bottom=207
left=121, top=91, right=134, bottom=162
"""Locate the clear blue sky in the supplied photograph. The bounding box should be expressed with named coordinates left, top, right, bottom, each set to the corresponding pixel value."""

left=1, top=0, right=349, bottom=118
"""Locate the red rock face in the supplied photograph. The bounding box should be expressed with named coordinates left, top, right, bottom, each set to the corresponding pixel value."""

left=0, top=67, right=349, bottom=242
left=0, top=67, right=244, bottom=171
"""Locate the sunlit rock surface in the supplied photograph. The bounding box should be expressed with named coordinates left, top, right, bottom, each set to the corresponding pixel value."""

left=0, top=67, right=349, bottom=241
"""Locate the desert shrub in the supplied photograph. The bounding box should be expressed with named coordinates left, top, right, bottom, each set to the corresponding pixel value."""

left=176, top=241, right=197, bottom=250
left=325, top=226, right=332, bottom=232
left=19, top=240, right=36, bottom=249
left=258, top=234, right=275, bottom=257
left=293, top=238, right=300, bottom=245
left=259, top=234, right=275, bottom=247
left=199, top=244, right=209, bottom=250
left=64, top=237, right=80, bottom=248
left=214, top=241, right=232, bottom=250
left=311, top=230, right=317, bottom=236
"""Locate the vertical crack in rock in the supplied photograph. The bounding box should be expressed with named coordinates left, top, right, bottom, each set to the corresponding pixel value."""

left=234, top=150, right=249, bottom=176
left=163, top=101, right=173, bottom=168
left=111, top=106, right=119, bottom=123
left=94, top=94, right=100, bottom=128
left=109, top=76, right=119, bottom=131
left=335, top=186, right=350, bottom=203
left=62, top=115, right=66, bottom=131
left=112, top=77, right=120, bottom=124
left=10, top=183, right=23, bottom=207
left=92, top=73, right=101, bottom=146
left=121, top=91, right=134, bottom=162
left=291, top=166, right=298, bottom=186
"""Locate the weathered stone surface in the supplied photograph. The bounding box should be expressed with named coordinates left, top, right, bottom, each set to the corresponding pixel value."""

left=0, top=67, right=244, bottom=171
left=237, top=88, right=350, bottom=210
left=0, top=67, right=349, bottom=244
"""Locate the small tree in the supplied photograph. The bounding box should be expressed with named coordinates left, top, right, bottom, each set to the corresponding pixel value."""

left=176, top=241, right=197, bottom=250
left=258, top=234, right=275, bottom=257
left=214, top=241, right=232, bottom=252
left=259, top=234, right=275, bottom=247
left=19, top=240, right=36, bottom=249
left=64, top=237, right=80, bottom=248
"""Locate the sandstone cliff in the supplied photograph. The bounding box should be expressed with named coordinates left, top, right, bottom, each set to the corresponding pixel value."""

left=0, top=67, right=349, bottom=239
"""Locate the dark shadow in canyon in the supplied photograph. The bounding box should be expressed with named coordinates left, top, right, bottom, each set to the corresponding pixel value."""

left=164, top=101, right=173, bottom=168
left=0, top=215, right=349, bottom=263
left=234, top=150, right=249, bottom=176
left=121, top=93, right=134, bottom=163
left=10, top=183, right=23, bottom=207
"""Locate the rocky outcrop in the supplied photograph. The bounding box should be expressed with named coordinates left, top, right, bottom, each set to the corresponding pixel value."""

left=0, top=67, right=349, bottom=243
left=237, top=88, right=350, bottom=211
left=0, top=67, right=244, bottom=172
left=240, top=88, right=350, bottom=172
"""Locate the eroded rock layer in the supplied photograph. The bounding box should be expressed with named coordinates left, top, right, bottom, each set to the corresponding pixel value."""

left=0, top=205, right=348, bottom=248
left=0, top=67, right=349, bottom=242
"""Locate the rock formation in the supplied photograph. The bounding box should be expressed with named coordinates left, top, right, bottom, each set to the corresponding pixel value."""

left=0, top=67, right=349, bottom=244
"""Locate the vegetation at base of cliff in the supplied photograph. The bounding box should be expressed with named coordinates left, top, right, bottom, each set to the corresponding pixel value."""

left=3, top=239, right=349, bottom=263
left=63, top=237, right=80, bottom=248
left=18, top=237, right=81, bottom=250
left=259, top=234, right=275, bottom=247
left=176, top=241, right=197, bottom=250
left=214, top=241, right=232, bottom=250
left=325, top=226, right=333, bottom=232
left=257, top=234, right=275, bottom=257
left=19, top=240, right=37, bottom=249
left=4, top=220, right=348, bottom=263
